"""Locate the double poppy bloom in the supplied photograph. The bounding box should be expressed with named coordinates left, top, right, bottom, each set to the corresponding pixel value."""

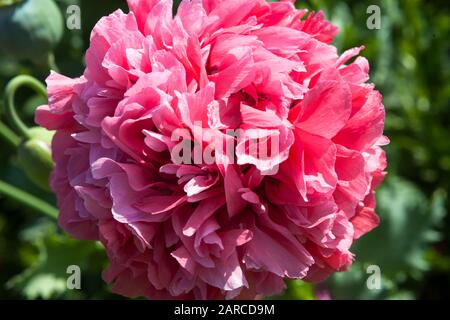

left=36, top=0, right=387, bottom=299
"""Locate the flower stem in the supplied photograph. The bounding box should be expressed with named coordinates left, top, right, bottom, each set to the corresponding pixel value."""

left=0, top=180, right=58, bottom=220
left=3, top=75, right=47, bottom=140
left=0, top=120, right=20, bottom=149
left=48, top=52, right=60, bottom=72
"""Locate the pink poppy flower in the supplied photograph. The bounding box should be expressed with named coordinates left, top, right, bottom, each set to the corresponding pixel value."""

left=36, top=0, right=387, bottom=299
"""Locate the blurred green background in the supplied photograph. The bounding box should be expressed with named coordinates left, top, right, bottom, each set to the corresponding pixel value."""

left=0, top=0, right=448, bottom=299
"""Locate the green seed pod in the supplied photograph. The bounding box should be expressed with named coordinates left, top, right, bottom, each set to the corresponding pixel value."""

left=0, top=0, right=64, bottom=63
left=17, top=127, right=54, bottom=192
left=26, top=126, right=54, bottom=145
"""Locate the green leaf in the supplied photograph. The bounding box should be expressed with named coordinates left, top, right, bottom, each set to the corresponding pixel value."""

left=269, top=280, right=316, bottom=300
left=6, top=224, right=104, bottom=299
left=327, top=263, right=394, bottom=300
left=352, top=177, right=446, bottom=276
left=327, top=177, right=447, bottom=299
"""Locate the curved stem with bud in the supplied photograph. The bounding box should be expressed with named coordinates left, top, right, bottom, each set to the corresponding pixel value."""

left=3, top=75, right=47, bottom=140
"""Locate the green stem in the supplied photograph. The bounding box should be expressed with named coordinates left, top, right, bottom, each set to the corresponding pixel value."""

left=3, top=75, right=47, bottom=140
left=47, top=52, right=60, bottom=72
left=0, top=179, right=58, bottom=220
left=0, top=120, right=20, bottom=149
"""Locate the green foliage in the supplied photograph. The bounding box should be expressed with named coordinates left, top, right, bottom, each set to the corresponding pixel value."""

left=354, top=178, right=445, bottom=275
left=280, top=281, right=316, bottom=300
left=7, top=220, right=110, bottom=299
left=0, top=0, right=22, bottom=8
left=326, top=177, right=446, bottom=299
